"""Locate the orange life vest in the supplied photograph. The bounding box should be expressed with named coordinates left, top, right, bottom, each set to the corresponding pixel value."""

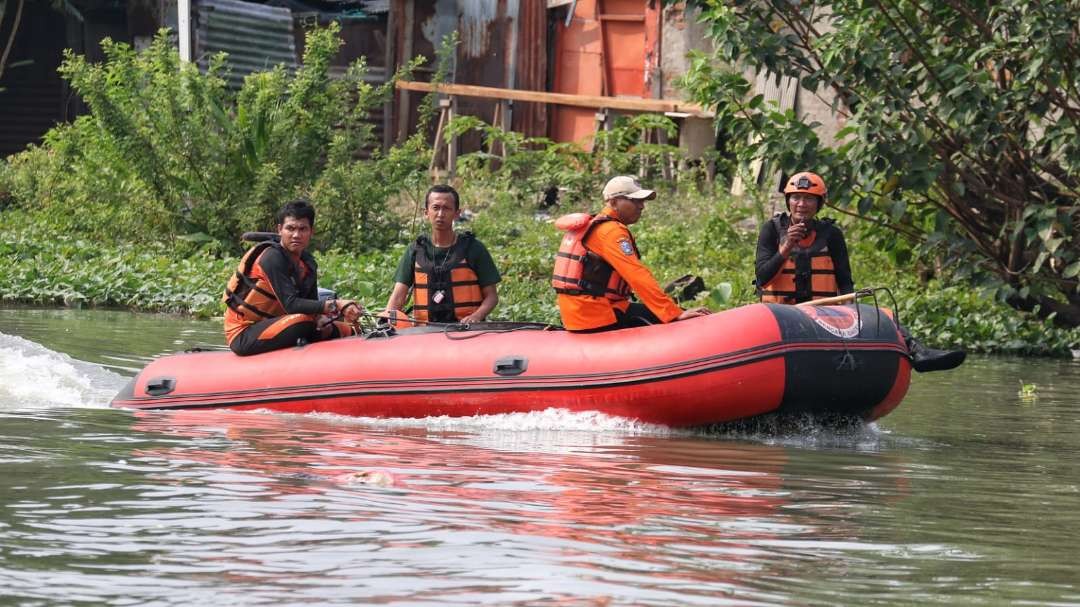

left=379, top=309, right=416, bottom=329
left=222, top=242, right=288, bottom=322
left=760, top=217, right=840, bottom=304
left=412, top=233, right=483, bottom=323
left=551, top=213, right=633, bottom=302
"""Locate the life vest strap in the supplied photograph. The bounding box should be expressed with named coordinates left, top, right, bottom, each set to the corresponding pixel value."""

left=232, top=298, right=277, bottom=319
left=415, top=278, right=480, bottom=285
left=224, top=268, right=277, bottom=317
left=414, top=300, right=483, bottom=310
left=778, top=268, right=843, bottom=275
left=555, top=251, right=588, bottom=262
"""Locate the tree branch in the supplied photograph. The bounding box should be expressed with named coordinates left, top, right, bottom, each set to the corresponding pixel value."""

left=827, top=200, right=924, bottom=241
left=0, top=0, right=24, bottom=82
left=873, top=0, right=952, bottom=94
left=937, top=0, right=993, bottom=39
left=767, top=2, right=859, bottom=114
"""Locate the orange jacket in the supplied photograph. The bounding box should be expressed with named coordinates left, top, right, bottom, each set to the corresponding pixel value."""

left=223, top=244, right=317, bottom=345
left=556, top=207, right=682, bottom=331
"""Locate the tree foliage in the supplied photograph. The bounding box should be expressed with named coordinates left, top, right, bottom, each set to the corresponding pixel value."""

left=681, top=0, right=1080, bottom=326
left=2, top=24, right=426, bottom=254
left=445, top=112, right=686, bottom=208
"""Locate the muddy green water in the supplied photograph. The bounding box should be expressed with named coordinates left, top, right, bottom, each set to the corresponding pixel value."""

left=1, top=307, right=1078, bottom=605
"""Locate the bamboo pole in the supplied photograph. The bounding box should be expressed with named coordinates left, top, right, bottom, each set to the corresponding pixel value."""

left=795, top=292, right=861, bottom=307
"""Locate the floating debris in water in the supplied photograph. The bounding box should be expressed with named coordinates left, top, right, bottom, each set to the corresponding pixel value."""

left=333, top=469, right=396, bottom=487
left=1018, top=380, right=1038, bottom=402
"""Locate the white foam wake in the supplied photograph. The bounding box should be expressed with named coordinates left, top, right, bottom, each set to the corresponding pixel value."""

left=0, top=332, right=126, bottom=410
left=305, top=407, right=675, bottom=435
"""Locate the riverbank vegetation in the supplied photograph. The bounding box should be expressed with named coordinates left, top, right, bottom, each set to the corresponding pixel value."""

left=682, top=0, right=1080, bottom=327
left=1, top=25, right=1078, bottom=356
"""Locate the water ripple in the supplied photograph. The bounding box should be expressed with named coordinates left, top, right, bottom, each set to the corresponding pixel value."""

left=1, top=310, right=1079, bottom=605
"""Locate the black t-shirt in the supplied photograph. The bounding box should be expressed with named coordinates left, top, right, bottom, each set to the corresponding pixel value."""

left=256, top=245, right=323, bottom=315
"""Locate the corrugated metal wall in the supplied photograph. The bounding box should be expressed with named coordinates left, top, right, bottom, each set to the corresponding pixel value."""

left=0, top=3, right=67, bottom=157
left=511, top=0, right=547, bottom=138
left=195, top=0, right=296, bottom=88
left=388, top=0, right=548, bottom=146
left=453, top=0, right=512, bottom=153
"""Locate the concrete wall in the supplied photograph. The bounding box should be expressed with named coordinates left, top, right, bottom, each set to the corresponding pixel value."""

left=659, top=2, right=712, bottom=101
left=658, top=2, right=847, bottom=178
left=660, top=2, right=714, bottom=157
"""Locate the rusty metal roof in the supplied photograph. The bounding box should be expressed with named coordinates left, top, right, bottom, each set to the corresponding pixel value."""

left=196, top=0, right=297, bottom=88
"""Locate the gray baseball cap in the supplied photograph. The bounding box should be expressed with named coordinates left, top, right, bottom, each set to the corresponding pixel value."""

left=602, top=175, right=656, bottom=201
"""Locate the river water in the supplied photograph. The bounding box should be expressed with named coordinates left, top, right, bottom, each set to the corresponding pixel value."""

left=1, top=307, right=1078, bottom=606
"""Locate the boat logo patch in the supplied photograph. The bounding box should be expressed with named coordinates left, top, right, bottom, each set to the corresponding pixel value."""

left=618, top=239, right=634, bottom=255
left=804, top=305, right=862, bottom=338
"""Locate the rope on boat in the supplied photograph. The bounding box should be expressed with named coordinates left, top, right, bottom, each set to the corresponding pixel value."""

left=341, top=310, right=558, bottom=340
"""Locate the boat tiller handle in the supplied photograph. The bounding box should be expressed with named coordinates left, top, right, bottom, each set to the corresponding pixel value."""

left=145, top=377, right=176, bottom=396
left=493, top=356, right=528, bottom=376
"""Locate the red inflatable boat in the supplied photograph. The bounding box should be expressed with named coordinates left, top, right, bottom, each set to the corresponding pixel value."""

left=111, top=303, right=912, bottom=427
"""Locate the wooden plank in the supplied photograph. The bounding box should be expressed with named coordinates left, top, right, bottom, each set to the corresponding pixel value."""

left=395, top=80, right=714, bottom=117
left=447, top=97, right=457, bottom=177
left=598, top=14, right=644, bottom=21
left=429, top=98, right=450, bottom=176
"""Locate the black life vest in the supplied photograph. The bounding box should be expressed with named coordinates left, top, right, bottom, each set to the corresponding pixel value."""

left=412, top=232, right=483, bottom=322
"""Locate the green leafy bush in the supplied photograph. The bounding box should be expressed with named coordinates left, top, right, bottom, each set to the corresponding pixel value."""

left=1, top=24, right=1077, bottom=355
left=447, top=113, right=687, bottom=209
left=1, top=25, right=420, bottom=254
left=0, top=212, right=229, bottom=316
left=2, top=186, right=1077, bottom=354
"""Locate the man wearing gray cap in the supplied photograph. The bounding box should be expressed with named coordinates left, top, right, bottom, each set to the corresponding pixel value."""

left=552, top=175, right=711, bottom=332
